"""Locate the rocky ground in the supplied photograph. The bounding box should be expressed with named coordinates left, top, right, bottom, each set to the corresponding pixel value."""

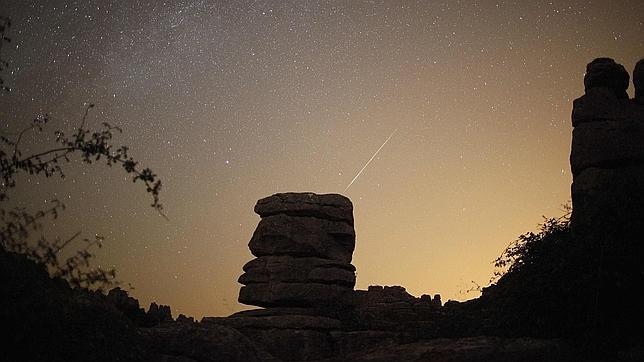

left=0, top=247, right=578, bottom=361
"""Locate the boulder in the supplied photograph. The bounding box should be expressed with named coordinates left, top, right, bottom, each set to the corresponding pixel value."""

left=570, top=119, right=644, bottom=175
left=106, top=287, right=147, bottom=324
left=239, top=255, right=356, bottom=286
left=571, top=58, right=644, bottom=234
left=571, top=87, right=633, bottom=126
left=583, top=57, right=629, bottom=99
left=571, top=165, right=644, bottom=233
left=176, top=314, right=195, bottom=324
left=350, top=286, right=443, bottom=332
left=239, top=192, right=356, bottom=311
left=204, top=309, right=341, bottom=361
left=147, top=302, right=173, bottom=324
left=204, top=313, right=342, bottom=330
left=249, top=214, right=355, bottom=263
left=255, top=192, right=354, bottom=225
left=239, top=281, right=352, bottom=308
left=142, top=322, right=277, bottom=361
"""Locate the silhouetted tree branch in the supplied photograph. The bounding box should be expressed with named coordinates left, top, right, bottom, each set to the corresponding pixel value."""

left=492, top=204, right=571, bottom=282
left=0, top=17, right=165, bottom=290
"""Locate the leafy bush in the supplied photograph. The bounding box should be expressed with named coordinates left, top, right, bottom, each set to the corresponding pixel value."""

left=492, top=205, right=571, bottom=282
left=468, top=206, right=579, bottom=338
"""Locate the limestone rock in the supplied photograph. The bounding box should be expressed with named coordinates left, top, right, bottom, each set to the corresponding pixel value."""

left=227, top=306, right=322, bottom=318
left=106, top=287, right=147, bottom=323
left=148, top=302, right=173, bottom=324
left=571, top=87, right=632, bottom=126
left=345, top=337, right=572, bottom=361
left=255, top=192, right=354, bottom=225
left=204, top=309, right=341, bottom=361
left=569, top=58, right=644, bottom=343
left=176, top=314, right=195, bottom=324
left=570, top=119, right=644, bottom=175
left=204, top=312, right=342, bottom=330
left=239, top=255, right=356, bottom=286
left=584, top=57, right=629, bottom=99
left=571, top=58, right=644, bottom=229
left=571, top=165, right=644, bottom=232
left=142, top=322, right=277, bottom=361
left=331, top=330, right=398, bottom=358
left=239, top=192, right=356, bottom=310
left=355, top=285, right=416, bottom=304
left=249, top=214, right=355, bottom=263
left=432, top=294, right=442, bottom=307
left=236, top=328, right=334, bottom=361
left=239, top=281, right=352, bottom=308
left=350, top=286, right=443, bottom=331
left=634, top=58, right=644, bottom=104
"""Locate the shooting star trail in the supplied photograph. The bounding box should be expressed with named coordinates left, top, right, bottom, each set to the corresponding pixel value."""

left=344, top=129, right=397, bottom=192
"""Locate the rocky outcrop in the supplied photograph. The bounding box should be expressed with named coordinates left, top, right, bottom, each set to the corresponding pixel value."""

left=226, top=193, right=358, bottom=360
left=0, top=248, right=148, bottom=361
left=344, top=336, right=572, bottom=361
left=105, top=287, right=176, bottom=327
left=583, top=57, right=630, bottom=99
left=141, top=322, right=277, bottom=362
left=254, top=192, right=354, bottom=225
left=238, top=193, right=356, bottom=308
left=351, top=286, right=443, bottom=331
left=204, top=308, right=343, bottom=361
left=570, top=57, right=644, bottom=336
left=147, top=302, right=173, bottom=324
left=570, top=57, right=644, bottom=237
left=634, top=59, right=644, bottom=104
left=106, top=287, right=147, bottom=323
left=224, top=194, right=463, bottom=360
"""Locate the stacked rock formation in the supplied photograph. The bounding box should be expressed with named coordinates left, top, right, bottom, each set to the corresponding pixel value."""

left=570, top=58, right=644, bottom=241
left=570, top=57, right=644, bottom=329
left=238, top=193, right=356, bottom=308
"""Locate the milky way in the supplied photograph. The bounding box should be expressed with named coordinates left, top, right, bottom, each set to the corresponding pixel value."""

left=1, top=1, right=642, bottom=318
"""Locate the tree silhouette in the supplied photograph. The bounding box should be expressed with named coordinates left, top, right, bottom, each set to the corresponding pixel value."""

left=493, top=204, right=571, bottom=280
left=0, top=18, right=164, bottom=290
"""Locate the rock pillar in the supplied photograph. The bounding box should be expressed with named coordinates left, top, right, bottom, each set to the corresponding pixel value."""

left=570, top=57, right=644, bottom=331
left=238, top=192, right=356, bottom=308
left=570, top=58, right=644, bottom=247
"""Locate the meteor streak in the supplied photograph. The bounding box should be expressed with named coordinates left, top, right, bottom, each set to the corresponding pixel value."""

left=344, top=129, right=397, bottom=192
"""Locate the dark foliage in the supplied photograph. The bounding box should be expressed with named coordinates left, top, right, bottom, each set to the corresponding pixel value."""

left=478, top=208, right=578, bottom=337
left=0, top=200, right=119, bottom=290
left=0, top=107, right=164, bottom=212
left=469, top=204, right=643, bottom=358
left=454, top=207, right=577, bottom=338
left=0, top=17, right=164, bottom=290
left=492, top=205, right=571, bottom=282
left=0, top=247, right=148, bottom=361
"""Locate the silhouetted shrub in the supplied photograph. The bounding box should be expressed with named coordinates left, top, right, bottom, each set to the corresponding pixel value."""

left=493, top=205, right=571, bottom=282
left=471, top=207, right=581, bottom=338
left=0, top=17, right=163, bottom=291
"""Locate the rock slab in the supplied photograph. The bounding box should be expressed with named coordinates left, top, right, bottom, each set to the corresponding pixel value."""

left=239, top=193, right=356, bottom=308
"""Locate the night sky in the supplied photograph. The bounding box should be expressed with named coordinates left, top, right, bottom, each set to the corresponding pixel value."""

left=1, top=1, right=642, bottom=318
